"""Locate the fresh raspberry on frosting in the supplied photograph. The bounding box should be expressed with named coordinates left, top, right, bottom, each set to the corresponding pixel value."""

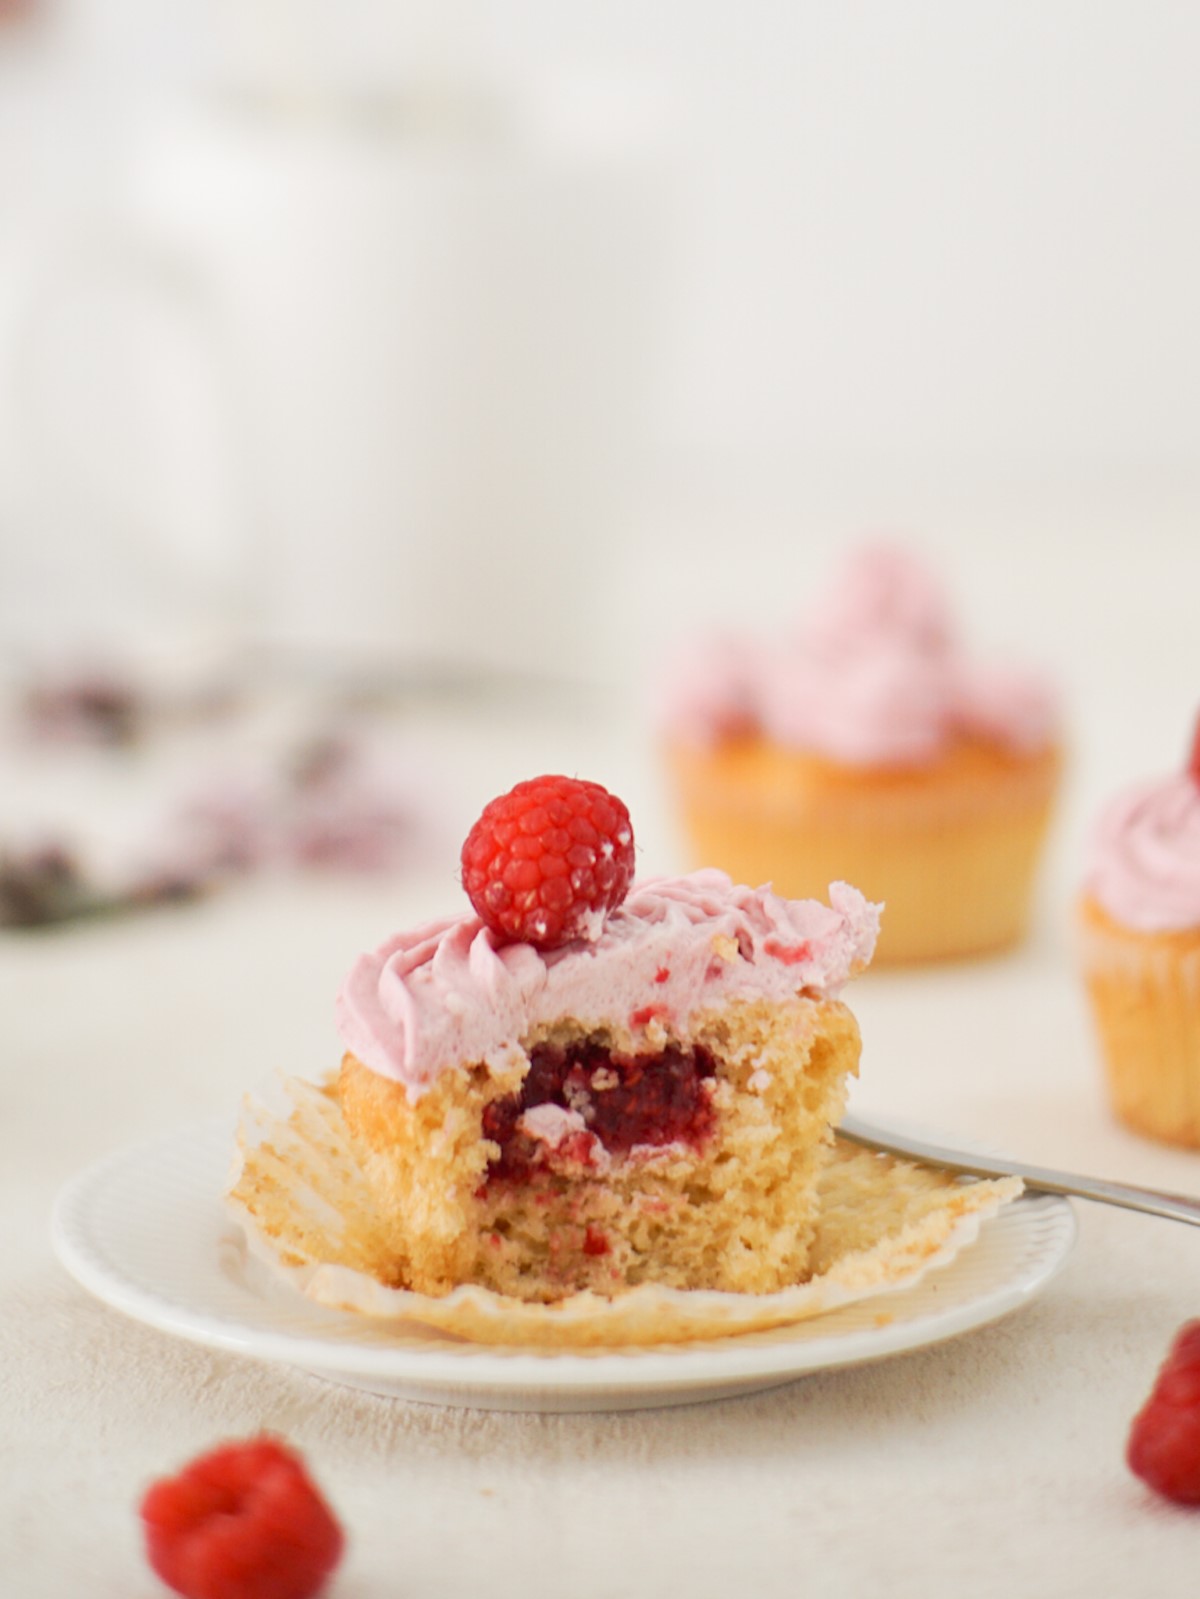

left=1128, top=1320, right=1200, bottom=1505
left=1188, top=712, right=1200, bottom=784
left=139, top=1435, right=344, bottom=1599
left=461, top=775, right=635, bottom=951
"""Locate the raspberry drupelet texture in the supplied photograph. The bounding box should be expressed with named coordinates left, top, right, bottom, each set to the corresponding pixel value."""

left=1127, top=1320, right=1200, bottom=1505
left=139, top=1435, right=344, bottom=1599
left=460, top=775, right=635, bottom=951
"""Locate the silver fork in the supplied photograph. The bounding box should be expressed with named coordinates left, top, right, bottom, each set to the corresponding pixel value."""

left=837, top=1111, right=1200, bottom=1227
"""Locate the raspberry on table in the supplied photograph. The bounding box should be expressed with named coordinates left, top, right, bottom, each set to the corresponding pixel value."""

left=139, top=1435, right=344, bottom=1599
left=461, top=775, right=636, bottom=951
left=1127, top=1320, right=1200, bottom=1505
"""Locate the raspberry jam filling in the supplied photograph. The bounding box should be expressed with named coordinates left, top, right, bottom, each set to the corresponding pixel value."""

left=482, top=1038, right=718, bottom=1184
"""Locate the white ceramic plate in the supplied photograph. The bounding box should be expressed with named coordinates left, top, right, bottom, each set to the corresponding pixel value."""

left=51, top=1116, right=1076, bottom=1413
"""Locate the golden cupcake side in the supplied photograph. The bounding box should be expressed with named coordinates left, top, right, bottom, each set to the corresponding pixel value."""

left=1078, top=892, right=1200, bottom=1148
left=667, top=732, right=1062, bottom=965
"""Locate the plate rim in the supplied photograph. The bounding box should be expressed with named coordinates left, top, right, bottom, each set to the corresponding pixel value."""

left=50, top=1114, right=1078, bottom=1397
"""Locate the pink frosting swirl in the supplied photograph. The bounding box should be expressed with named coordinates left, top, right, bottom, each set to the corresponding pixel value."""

left=661, top=542, right=1058, bottom=765
left=758, top=635, right=950, bottom=765
left=653, top=633, right=762, bottom=747
left=802, top=540, right=956, bottom=658
left=950, top=661, right=1059, bottom=755
left=1084, top=773, right=1200, bottom=932
left=335, top=870, right=881, bottom=1098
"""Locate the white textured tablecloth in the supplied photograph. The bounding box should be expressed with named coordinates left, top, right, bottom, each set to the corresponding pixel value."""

left=7, top=635, right=1200, bottom=1599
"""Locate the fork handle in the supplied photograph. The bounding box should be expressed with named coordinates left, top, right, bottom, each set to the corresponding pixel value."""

left=836, top=1116, right=1200, bottom=1228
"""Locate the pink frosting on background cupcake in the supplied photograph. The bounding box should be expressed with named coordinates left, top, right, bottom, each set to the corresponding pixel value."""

left=1084, top=771, right=1200, bottom=933
left=661, top=542, right=1058, bottom=765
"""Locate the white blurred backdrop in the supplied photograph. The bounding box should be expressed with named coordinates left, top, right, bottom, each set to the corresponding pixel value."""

left=0, top=0, right=1197, bottom=753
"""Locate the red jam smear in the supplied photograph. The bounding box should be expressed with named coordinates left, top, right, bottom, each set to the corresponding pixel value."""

left=482, top=1038, right=717, bottom=1184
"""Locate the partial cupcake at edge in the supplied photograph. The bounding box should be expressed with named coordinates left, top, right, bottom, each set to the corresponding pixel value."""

left=1078, top=714, right=1200, bottom=1148
left=659, top=542, right=1063, bottom=966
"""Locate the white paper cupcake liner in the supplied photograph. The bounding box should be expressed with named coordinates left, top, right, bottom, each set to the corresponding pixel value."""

left=227, top=1073, right=1022, bottom=1347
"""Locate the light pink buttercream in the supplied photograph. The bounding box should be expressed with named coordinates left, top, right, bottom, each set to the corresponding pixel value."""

left=950, top=660, right=1059, bottom=755
left=758, top=633, right=950, bottom=765
left=662, top=542, right=1058, bottom=765
left=802, top=540, right=957, bottom=659
left=1084, top=773, right=1200, bottom=932
left=335, top=870, right=881, bottom=1098
left=654, top=632, right=763, bottom=747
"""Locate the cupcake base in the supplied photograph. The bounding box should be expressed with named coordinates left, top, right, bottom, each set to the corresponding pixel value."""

left=228, top=1072, right=1022, bottom=1347
left=666, top=735, right=1061, bottom=965
left=1078, top=894, right=1200, bottom=1148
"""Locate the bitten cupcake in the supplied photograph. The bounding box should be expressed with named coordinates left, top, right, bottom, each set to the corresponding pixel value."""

left=660, top=542, right=1062, bottom=965
left=335, top=776, right=878, bottom=1304
left=229, top=773, right=1020, bottom=1347
left=1078, top=717, right=1200, bottom=1147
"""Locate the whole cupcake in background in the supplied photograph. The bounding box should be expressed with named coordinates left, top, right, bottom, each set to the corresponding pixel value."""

left=659, top=541, right=1062, bottom=965
left=1079, top=715, right=1200, bottom=1147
